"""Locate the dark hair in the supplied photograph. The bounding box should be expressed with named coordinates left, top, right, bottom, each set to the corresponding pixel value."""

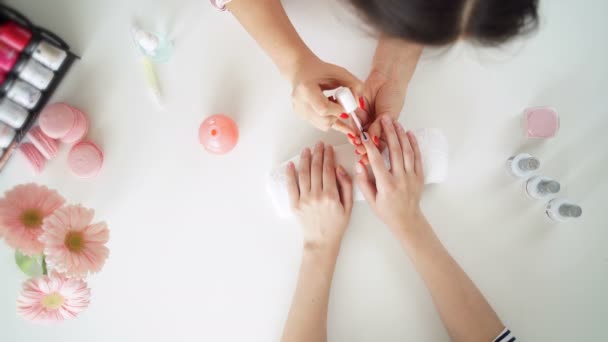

left=349, top=0, right=539, bottom=46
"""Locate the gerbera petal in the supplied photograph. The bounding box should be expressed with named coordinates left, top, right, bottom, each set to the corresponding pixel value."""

left=42, top=205, right=110, bottom=277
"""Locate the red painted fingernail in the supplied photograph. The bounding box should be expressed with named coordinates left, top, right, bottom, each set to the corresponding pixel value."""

left=340, top=113, right=349, bottom=119
left=347, top=133, right=356, bottom=139
left=358, top=160, right=366, bottom=168
left=358, top=96, right=365, bottom=110
left=373, top=135, right=380, bottom=146
left=355, top=149, right=361, bottom=155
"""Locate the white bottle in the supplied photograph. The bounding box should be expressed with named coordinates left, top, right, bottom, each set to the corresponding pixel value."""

left=546, top=198, right=582, bottom=222
left=506, top=153, right=540, bottom=178
left=525, top=176, right=560, bottom=199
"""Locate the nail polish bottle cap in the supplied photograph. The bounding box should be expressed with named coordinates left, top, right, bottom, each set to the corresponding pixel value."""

left=335, top=87, right=358, bottom=114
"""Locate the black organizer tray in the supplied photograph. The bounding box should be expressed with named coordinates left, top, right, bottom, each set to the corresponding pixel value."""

left=0, top=3, right=79, bottom=172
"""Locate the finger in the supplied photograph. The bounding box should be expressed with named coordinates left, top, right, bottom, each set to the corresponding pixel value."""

left=358, top=154, right=369, bottom=165
left=361, top=128, right=391, bottom=185
left=332, top=119, right=357, bottom=137
left=311, top=141, right=325, bottom=193
left=304, top=85, right=348, bottom=117
left=355, top=107, right=372, bottom=128
left=336, top=165, right=354, bottom=212
left=285, top=162, right=299, bottom=208
left=327, top=65, right=363, bottom=95
left=407, top=130, right=424, bottom=181
left=354, top=161, right=377, bottom=205
left=312, top=113, right=337, bottom=131
left=367, top=120, right=382, bottom=148
left=323, top=145, right=338, bottom=193
left=298, top=148, right=311, bottom=194
left=380, top=116, right=404, bottom=174
left=355, top=144, right=366, bottom=156
left=394, top=121, right=414, bottom=173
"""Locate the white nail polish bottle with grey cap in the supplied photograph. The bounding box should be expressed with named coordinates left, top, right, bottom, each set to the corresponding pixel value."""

left=525, top=176, right=561, bottom=199
left=507, top=153, right=540, bottom=178
left=546, top=198, right=582, bottom=222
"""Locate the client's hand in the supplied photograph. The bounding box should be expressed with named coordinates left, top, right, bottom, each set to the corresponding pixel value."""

left=355, top=116, right=425, bottom=240
left=291, top=56, right=362, bottom=134
left=286, top=141, right=354, bottom=251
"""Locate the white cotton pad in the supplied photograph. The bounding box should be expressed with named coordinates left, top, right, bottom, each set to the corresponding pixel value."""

left=267, top=128, right=448, bottom=218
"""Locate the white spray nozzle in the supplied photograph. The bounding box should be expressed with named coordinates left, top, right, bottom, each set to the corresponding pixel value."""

left=335, top=87, right=358, bottom=114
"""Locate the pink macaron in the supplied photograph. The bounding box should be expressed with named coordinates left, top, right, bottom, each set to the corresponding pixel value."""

left=19, top=142, right=46, bottom=173
left=39, top=103, right=89, bottom=143
left=39, top=103, right=76, bottom=139
left=67, top=141, right=104, bottom=178
left=61, top=107, right=89, bottom=144
left=27, top=126, right=59, bottom=160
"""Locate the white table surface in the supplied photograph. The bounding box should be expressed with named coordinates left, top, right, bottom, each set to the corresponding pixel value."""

left=1, top=0, right=607, bottom=341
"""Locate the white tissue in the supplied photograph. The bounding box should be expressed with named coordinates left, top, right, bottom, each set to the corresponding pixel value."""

left=267, top=128, right=448, bottom=218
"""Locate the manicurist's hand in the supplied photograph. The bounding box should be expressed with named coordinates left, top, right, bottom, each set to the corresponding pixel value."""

left=286, top=141, right=354, bottom=252
left=355, top=116, right=425, bottom=240
left=290, top=55, right=363, bottom=133
left=349, top=37, right=422, bottom=164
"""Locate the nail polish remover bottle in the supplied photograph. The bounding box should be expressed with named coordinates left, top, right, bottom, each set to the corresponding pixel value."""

left=506, top=153, right=540, bottom=178
left=525, top=176, right=561, bottom=199
left=546, top=198, right=582, bottom=222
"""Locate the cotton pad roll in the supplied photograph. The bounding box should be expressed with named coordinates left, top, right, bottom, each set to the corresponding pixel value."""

left=267, top=128, right=448, bottom=218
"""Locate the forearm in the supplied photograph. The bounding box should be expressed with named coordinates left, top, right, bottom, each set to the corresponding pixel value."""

left=227, top=0, right=316, bottom=81
left=281, top=245, right=340, bottom=342
left=371, top=36, right=422, bottom=87
left=400, top=217, right=504, bottom=342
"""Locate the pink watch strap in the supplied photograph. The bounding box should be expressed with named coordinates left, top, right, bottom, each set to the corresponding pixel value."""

left=210, top=0, right=231, bottom=11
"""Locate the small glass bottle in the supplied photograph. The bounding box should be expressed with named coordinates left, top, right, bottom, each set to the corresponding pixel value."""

left=546, top=198, right=582, bottom=222
left=506, top=153, right=540, bottom=178
left=525, top=176, right=561, bottom=199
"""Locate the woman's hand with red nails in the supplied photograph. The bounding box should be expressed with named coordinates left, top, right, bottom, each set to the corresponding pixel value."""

left=290, top=55, right=363, bottom=134
left=285, top=142, right=354, bottom=251
left=349, top=37, right=422, bottom=163
left=355, top=116, right=426, bottom=240
left=353, top=69, right=408, bottom=162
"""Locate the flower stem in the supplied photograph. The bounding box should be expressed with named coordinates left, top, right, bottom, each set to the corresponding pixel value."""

left=41, top=255, right=47, bottom=276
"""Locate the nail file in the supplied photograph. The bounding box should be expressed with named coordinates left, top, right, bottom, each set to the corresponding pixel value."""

left=335, top=87, right=366, bottom=139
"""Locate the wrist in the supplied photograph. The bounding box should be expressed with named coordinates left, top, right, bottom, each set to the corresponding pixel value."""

left=371, top=36, right=422, bottom=82
left=280, top=47, right=318, bottom=84
left=302, top=239, right=341, bottom=259
left=390, top=210, right=429, bottom=242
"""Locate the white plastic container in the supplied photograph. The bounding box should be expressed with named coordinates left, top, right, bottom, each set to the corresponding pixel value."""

left=525, top=176, right=561, bottom=199
left=546, top=198, right=582, bottom=222
left=506, top=153, right=540, bottom=178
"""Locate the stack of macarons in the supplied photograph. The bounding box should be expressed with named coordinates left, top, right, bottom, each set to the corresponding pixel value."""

left=18, top=102, right=104, bottom=178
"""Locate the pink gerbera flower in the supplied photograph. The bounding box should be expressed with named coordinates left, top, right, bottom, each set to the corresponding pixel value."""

left=17, top=272, right=90, bottom=323
left=40, top=205, right=109, bottom=277
left=0, top=184, right=65, bottom=255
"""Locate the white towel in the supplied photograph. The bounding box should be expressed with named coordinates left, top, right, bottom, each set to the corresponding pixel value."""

left=267, top=128, right=448, bottom=218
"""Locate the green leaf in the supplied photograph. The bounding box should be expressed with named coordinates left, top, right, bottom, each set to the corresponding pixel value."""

left=14, top=250, right=43, bottom=277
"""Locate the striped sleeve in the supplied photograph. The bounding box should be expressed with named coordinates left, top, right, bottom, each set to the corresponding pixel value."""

left=493, top=327, right=516, bottom=342
left=209, top=0, right=232, bottom=11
